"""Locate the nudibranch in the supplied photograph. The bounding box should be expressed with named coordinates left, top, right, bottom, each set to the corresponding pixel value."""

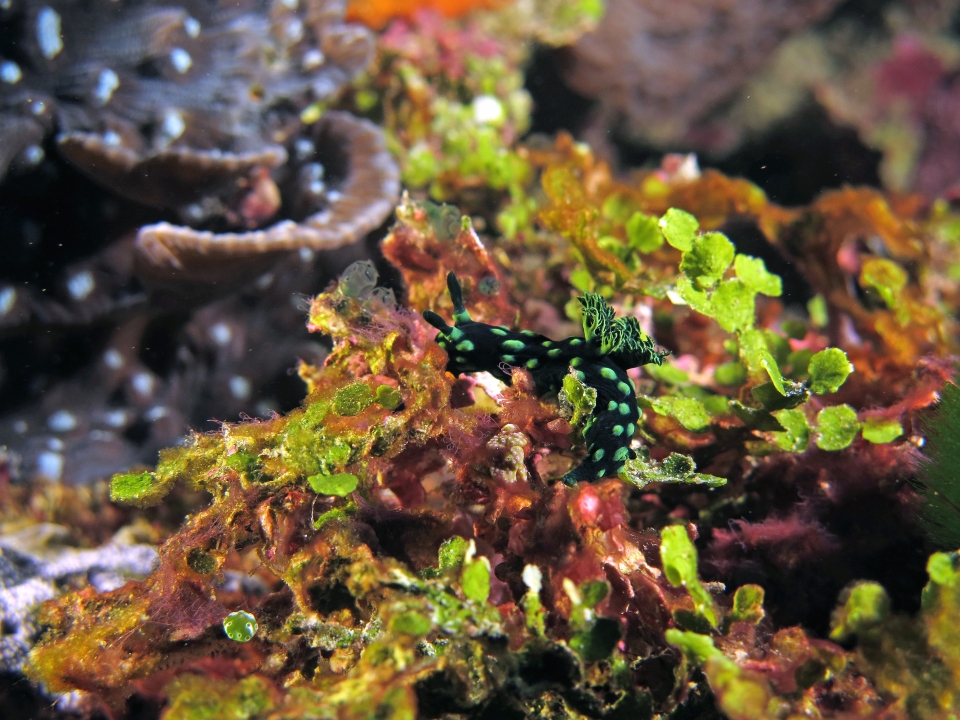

left=424, top=272, right=669, bottom=485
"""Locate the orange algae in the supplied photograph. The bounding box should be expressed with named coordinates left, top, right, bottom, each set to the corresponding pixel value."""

left=346, top=0, right=507, bottom=29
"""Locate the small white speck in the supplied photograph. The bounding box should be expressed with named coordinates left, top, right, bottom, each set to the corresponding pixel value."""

left=30, top=100, right=46, bottom=116
left=103, top=348, right=124, bottom=369
left=183, top=16, right=200, bottom=37
left=254, top=273, right=274, bottom=290
left=66, top=270, right=95, bottom=300
left=47, top=410, right=77, bottom=432
left=209, top=322, right=232, bottom=346
left=13, top=420, right=28, bottom=434
left=23, top=145, right=44, bottom=165
left=294, top=138, right=314, bottom=160
left=103, top=409, right=127, bottom=427
left=284, top=17, right=303, bottom=43
left=93, top=68, right=119, bottom=105
left=0, top=287, right=16, bottom=316
left=103, top=130, right=121, bottom=146
left=37, top=7, right=64, bottom=60
left=229, top=376, right=251, bottom=400
left=302, top=49, right=323, bottom=70
left=472, top=95, right=504, bottom=125
left=1, top=60, right=22, bottom=84
left=299, top=247, right=314, bottom=263
left=160, top=110, right=185, bottom=142
left=131, top=371, right=155, bottom=397
left=145, top=405, right=168, bottom=421
left=522, top=564, right=542, bottom=593
left=170, top=47, right=192, bottom=74
left=36, top=451, right=64, bottom=480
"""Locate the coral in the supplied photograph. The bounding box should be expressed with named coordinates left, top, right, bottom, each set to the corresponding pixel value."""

left=0, top=523, right=157, bottom=674
left=565, top=0, right=842, bottom=152
left=0, top=0, right=399, bottom=479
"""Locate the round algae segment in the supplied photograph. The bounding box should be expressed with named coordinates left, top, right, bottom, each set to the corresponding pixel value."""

left=223, top=610, right=258, bottom=642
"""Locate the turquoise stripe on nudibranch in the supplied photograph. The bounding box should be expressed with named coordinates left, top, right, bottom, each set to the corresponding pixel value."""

left=423, top=272, right=669, bottom=485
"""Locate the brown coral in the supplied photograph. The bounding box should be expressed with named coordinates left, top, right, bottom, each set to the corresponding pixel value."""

left=566, top=0, right=843, bottom=151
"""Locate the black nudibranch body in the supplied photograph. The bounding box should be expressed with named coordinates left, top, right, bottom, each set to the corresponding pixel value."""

left=424, top=272, right=669, bottom=485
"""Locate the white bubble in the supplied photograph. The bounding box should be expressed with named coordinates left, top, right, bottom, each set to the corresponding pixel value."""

left=13, top=420, right=28, bottom=434
left=66, top=270, right=95, bottom=300
left=209, top=322, right=232, bottom=346
left=183, top=16, right=201, bottom=37
left=23, top=145, right=44, bottom=165
left=170, top=47, right=192, bottom=74
left=522, top=564, right=542, bottom=593
left=94, top=68, right=119, bottom=105
left=229, top=376, right=251, bottom=400
left=160, top=110, right=185, bottom=142
left=131, top=371, right=155, bottom=397
left=302, top=49, right=323, bottom=70
left=145, top=405, right=168, bottom=421
left=37, top=7, right=63, bottom=60
left=103, top=348, right=124, bottom=369
left=471, top=95, right=504, bottom=125
left=103, top=409, right=127, bottom=427
left=0, top=287, right=16, bottom=316
left=299, top=247, right=314, bottom=263
left=47, top=410, right=77, bottom=432
left=36, top=451, right=63, bottom=481
left=284, top=17, right=303, bottom=43
left=103, top=130, right=121, bottom=146
left=1, top=60, right=22, bottom=84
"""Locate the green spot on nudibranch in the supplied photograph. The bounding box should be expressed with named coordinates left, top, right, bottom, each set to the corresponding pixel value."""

left=619, top=403, right=630, bottom=415
left=626, top=423, right=635, bottom=436
left=492, top=328, right=507, bottom=336
left=548, top=348, right=562, bottom=358
left=456, top=356, right=467, bottom=363
left=223, top=611, right=258, bottom=642
left=450, top=328, right=464, bottom=340
left=503, top=339, right=525, bottom=351
left=502, top=354, right=516, bottom=363
left=571, top=338, right=583, bottom=345
left=618, top=382, right=631, bottom=395
left=593, top=448, right=605, bottom=461
left=456, top=340, right=474, bottom=352
left=596, top=468, right=606, bottom=478
left=526, top=359, right=539, bottom=369
left=600, top=367, right=618, bottom=380
left=608, top=401, right=618, bottom=411
left=612, top=425, right=624, bottom=436
left=453, top=311, right=470, bottom=324
left=542, top=341, right=553, bottom=347
left=614, top=446, right=629, bottom=462
left=576, top=370, right=586, bottom=382
left=571, top=357, right=583, bottom=367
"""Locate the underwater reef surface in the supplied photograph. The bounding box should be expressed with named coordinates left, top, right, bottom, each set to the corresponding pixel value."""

left=3, top=1, right=960, bottom=719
